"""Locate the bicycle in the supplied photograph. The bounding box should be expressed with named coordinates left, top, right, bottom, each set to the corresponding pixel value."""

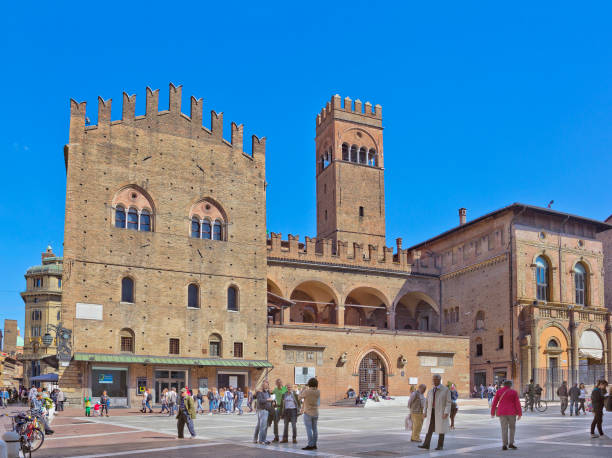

left=523, top=396, right=548, bottom=412
left=4, top=411, right=45, bottom=455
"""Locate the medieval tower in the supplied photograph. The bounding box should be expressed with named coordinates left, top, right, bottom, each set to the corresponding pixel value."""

left=315, top=95, right=386, bottom=250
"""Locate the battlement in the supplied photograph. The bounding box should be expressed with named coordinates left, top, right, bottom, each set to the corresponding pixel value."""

left=69, top=83, right=265, bottom=158
left=316, top=94, right=382, bottom=127
left=267, top=233, right=439, bottom=275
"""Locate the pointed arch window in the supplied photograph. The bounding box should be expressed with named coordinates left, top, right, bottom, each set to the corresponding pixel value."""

left=202, top=220, right=212, bottom=239
left=574, top=263, right=587, bottom=306
left=359, top=147, right=367, bottom=164
left=350, top=145, right=358, bottom=163
left=115, top=206, right=126, bottom=228
left=535, top=256, right=549, bottom=301
left=191, top=217, right=200, bottom=238
left=127, top=208, right=139, bottom=230
left=188, top=283, right=200, bottom=309
left=140, top=210, right=151, bottom=232
left=121, top=277, right=134, bottom=303
left=213, top=220, right=222, bottom=240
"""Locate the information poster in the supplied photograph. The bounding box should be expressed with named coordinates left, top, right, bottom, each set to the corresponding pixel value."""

left=229, top=376, right=238, bottom=387
left=294, top=366, right=315, bottom=385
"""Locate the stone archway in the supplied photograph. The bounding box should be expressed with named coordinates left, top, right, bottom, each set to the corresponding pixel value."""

left=358, top=351, right=387, bottom=395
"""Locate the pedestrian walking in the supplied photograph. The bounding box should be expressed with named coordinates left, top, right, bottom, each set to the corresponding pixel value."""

left=206, top=388, right=214, bottom=415
left=246, top=387, right=254, bottom=412
left=578, top=383, right=587, bottom=415
left=236, top=387, right=244, bottom=415
left=176, top=388, right=196, bottom=439
left=487, top=384, right=495, bottom=407
left=557, top=381, right=568, bottom=415
left=280, top=384, right=300, bottom=443
left=449, top=383, right=459, bottom=430
left=168, top=387, right=177, bottom=416
left=299, top=377, right=320, bottom=451
left=272, top=379, right=287, bottom=442
left=490, top=379, right=521, bottom=450
left=141, top=388, right=153, bottom=413
left=418, top=374, right=451, bottom=451
left=253, top=380, right=273, bottom=445
left=195, top=389, right=205, bottom=414
left=100, top=390, right=110, bottom=417
left=590, top=379, right=608, bottom=438
left=480, top=384, right=485, bottom=399
left=408, top=384, right=426, bottom=442
left=160, top=388, right=169, bottom=414
left=568, top=383, right=580, bottom=416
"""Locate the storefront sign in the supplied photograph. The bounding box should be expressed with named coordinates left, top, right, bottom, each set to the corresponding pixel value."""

left=98, top=374, right=114, bottom=384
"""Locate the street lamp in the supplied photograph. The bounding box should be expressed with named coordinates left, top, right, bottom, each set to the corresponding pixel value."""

left=42, top=322, right=72, bottom=366
left=41, top=333, right=53, bottom=347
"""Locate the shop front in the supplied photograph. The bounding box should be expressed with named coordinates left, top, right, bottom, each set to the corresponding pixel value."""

left=73, top=353, right=272, bottom=407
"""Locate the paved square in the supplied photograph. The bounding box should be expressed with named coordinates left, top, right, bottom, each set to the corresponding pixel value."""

left=39, top=401, right=612, bottom=457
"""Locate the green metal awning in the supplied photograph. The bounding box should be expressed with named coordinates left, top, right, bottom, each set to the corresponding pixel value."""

left=74, top=352, right=272, bottom=368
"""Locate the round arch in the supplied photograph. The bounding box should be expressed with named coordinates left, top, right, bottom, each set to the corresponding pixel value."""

left=339, top=127, right=380, bottom=153
left=289, top=280, right=340, bottom=325
left=344, top=286, right=390, bottom=329
left=539, top=321, right=571, bottom=344
left=393, top=291, right=440, bottom=332
left=112, top=184, right=156, bottom=213
left=267, top=278, right=283, bottom=297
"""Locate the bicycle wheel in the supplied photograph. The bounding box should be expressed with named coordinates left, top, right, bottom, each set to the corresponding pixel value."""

left=536, top=400, right=547, bottom=412
left=26, top=426, right=45, bottom=451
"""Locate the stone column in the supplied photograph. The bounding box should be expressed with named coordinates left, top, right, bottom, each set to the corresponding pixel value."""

left=569, top=310, right=579, bottom=385
left=281, top=307, right=291, bottom=325
left=337, top=305, right=345, bottom=328
left=388, top=306, right=396, bottom=330
left=531, top=307, right=540, bottom=384
left=606, top=320, right=612, bottom=377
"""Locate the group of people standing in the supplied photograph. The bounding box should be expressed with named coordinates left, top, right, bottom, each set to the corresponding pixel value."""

left=253, top=378, right=320, bottom=450
left=406, top=374, right=459, bottom=450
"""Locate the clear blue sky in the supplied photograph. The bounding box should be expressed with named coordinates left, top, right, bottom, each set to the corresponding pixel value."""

left=2, top=1, right=612, bottom=330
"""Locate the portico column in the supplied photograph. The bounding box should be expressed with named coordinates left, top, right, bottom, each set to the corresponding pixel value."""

left=531, top=308, right=540, bottom=384
left=281, top=306, right=291, bottom=325
left=606, top=320, right=612, bottom=377
left=569, top=310, right=579, bottom=385
left=337, top=305, right=345, bottom=328
left=388, top=306, right=396, bottom=330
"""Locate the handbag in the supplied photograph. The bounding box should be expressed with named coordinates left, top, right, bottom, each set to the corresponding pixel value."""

left=493, top=389, right=508, bottom=416
left=405, top=414, right=413, bottom=431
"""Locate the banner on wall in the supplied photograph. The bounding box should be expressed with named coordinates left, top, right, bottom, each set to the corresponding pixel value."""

left=295, top=367, right=315, bottom=385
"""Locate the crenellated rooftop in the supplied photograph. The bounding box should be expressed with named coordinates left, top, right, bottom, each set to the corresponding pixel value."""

left=316, top=94, right=382, bottom=128
left=267, top=233, right=440, bottom=275
left=68, top=83, right=266, bottom=158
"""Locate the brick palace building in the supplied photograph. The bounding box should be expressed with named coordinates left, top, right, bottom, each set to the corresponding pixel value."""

left=52, top=85, right=610, bottom=406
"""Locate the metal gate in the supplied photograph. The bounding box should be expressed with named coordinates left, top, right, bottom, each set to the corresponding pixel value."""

left=531, top=365, right=611, bottom=401
left=359, top=352, right=386, bottom=394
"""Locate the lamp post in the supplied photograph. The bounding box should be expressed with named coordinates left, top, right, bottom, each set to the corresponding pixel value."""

left=42, top=322, right=72, bottom=366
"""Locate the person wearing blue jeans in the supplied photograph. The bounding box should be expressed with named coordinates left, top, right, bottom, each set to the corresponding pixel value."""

left=299, top=377, right=320, bottom=451
left=253, top=381, right=273, bottom=445
left=568, top=383, right=580, bottom=416
left=236, top=388, right=244, bottom=415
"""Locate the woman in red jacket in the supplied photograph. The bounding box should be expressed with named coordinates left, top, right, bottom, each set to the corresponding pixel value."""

left=490, top=380, right=522, bottom=450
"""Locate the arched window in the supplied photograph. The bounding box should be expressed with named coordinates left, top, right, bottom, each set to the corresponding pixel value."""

left=574, top=263, right=587, bottom=306
left=120, top=328, right=135, bottom=353
left=227, top=285, right=238, bottom=311
left=350, top=145, right=358, bottom=163
left=342, top=143, right=349, bottom=161
left=115, top=206, right=126, bottom=228
left=202, top=220, right=212, bottom=239
left=121, top=277, right=134, bottom=303
left=213, top=220, right=222, bottom=241
left=127, top=208, right=139, bottom=230
left=547, top=338, right=559, bottom=348
left=209, top=333, right=222, bottom=357
left=368, top=149, right=377, bottom=166
left=188, top=283, right=200, bottom=308
left=140, top=210, right=151, bottom=232
left=535, top=256, right=549, bottom=301
left=191, top=217, right=200, bottom=238
left=475, top=311, right=485, bottom=330
left=359, top=147, right=367, bottom=164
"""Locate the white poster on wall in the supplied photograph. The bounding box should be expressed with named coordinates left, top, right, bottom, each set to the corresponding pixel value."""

left=229, top=376, right=238, bottom=387
left=295, top=367, right=315, bottom=385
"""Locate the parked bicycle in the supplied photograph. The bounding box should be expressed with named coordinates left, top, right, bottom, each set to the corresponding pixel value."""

left=523, top=396, right=548, bottom=412
left=3, top=410, right=45, bottom=456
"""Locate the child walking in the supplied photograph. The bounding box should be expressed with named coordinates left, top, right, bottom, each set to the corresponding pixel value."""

left=84, top=396, right=92, bottom=416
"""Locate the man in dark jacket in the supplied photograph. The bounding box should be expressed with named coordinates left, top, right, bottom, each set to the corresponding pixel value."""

left=280, top=385, right=300, bottom=444
left=590, top=379, right=608, bottom=438
left=176, top=388, right=197, bottom=439
left=568, top=383, right=580, bottom=416
left=556, top=381, right=568, bottom=415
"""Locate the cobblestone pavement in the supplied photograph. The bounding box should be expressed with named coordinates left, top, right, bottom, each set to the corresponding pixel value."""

left=36, top=401, right=612, bottom=457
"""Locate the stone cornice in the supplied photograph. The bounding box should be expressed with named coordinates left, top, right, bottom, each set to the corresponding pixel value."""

left=440, top=253, right=508, bottom=280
